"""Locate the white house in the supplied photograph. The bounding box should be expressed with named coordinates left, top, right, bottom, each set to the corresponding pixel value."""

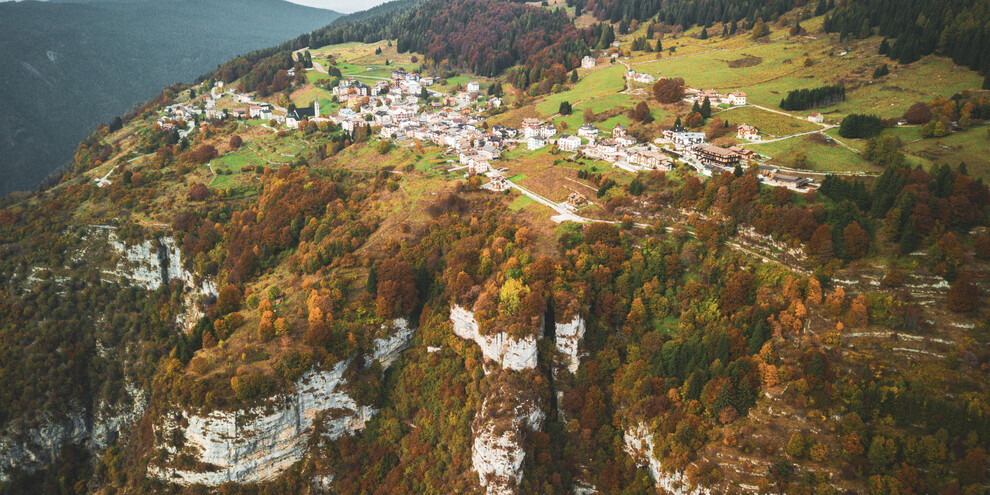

left=539, top=124, right=557, bottom=139
left=664, top=127, right=706, bottom=148
left=558, top=134, right=581, bottom=152
left=527, top=136, right=547, bottom=150
left=725, top=92, right=748, bottom=106
left=808, top=113, right=824, bottom=124
left=615, top=135, right=636, bottom=147
left=577, top=124, right=598, bottom=139
left=737, top=124, right=761, bottom=141
left=467, top=81, right=481, bottom=93
left=581, top=56, right=596, bottom=69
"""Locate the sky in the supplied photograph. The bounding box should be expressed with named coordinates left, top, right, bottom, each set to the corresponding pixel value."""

left=284, top=0, right=391, bottom=13
left=0, top=0, right=390, bottom=14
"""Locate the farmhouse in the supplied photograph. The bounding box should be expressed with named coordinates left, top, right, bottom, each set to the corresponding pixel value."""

left=694, top=144, right=741, bottom=167
left=696, top=89, right=720, bottom=103
left=724, top=92, right=748, bottom=106
left=467, top=81, right=481, bottom=93
left=737, top=124, right=761, bottom=141
left=808, top=113, right=824, bottom=124
left=612, top=125, right=627, bottom=138
left=581, top=56, right=596, bottom=69
left=540, top=124, right=557, bottom=139
left=626, top=71, right=655, bottom=84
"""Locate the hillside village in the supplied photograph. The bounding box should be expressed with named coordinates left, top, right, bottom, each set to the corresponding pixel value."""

left=150, top=54, right=830, bottom=223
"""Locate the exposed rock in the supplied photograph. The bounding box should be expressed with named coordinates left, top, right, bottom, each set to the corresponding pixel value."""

left=149, top=320, right=413, bottom=486
left=0, top=412, right=88, bottom=483
left=149, top=360, right=375, bottom=486
left=450, top=305, right=539, bottom=371
left=471, top=398, right=544, bottom=495
left=554, top=315, right=585, bottom=374
left=0, top=384, right=147, bottom=482
left=366, top=318, right=415, bottom=369
left=623, top=422, right=714, bottom=495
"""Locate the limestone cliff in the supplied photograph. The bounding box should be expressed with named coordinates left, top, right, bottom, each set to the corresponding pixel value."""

left=149, top=318, right=414, bottom=486
left=623, top=422, right=713, bottom=495
left=450, top=304, right=539, bottom=372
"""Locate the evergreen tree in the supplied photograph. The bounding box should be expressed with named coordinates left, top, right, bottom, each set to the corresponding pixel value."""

left=814, top=0, right=827, bottom=16
left=699, top=28, right=708, bottom=40
left=366, top=264, right=378, bottom=293
left=692, top=100, right=701, bottom=115
left=655, top=39, right=663, bottom=51
left=700, top=97, right=712, bottom=118
left=673, top=115, right=682, bottom=128
left=570, top=70, right=579, bottom=83
left=878, top=38, right=890, bottom=55
left=559, top=101, right=573, bottom=115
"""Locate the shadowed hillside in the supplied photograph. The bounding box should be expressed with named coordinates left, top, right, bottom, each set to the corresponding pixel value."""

left=0, top=0, right=340, bottom=197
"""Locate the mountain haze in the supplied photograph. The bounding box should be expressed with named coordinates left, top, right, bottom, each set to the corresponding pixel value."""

left=0, top=0, right=340, bottom=197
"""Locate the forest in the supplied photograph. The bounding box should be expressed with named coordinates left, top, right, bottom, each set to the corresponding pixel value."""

left=823, top=0, right=990, bottom=71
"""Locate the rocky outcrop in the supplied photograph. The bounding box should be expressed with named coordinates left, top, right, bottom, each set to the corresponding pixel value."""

left=149, top=319, right=414, bottom=486
left=471, top=397, right=544, bottom=495
left=0, top=385, right=147, bottom=482
left=554, top=315, right=585, bottom=374
left=0, top=413, right=88, bottom=482
left=450, top=305, right=539, bottom=372
left=149, top=360, right=375, bottom=486
left=624, top=423, right=712, bottom=495
left=367, top=318, right=415, bottom=369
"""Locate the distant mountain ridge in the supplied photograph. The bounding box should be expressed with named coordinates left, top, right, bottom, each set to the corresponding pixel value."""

left=0, top=0, right=341, bottom=197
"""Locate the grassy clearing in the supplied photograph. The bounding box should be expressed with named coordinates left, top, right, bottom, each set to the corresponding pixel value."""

left=536, top=64, right=626, bottom=116
left=719, top=106, right=821, bottom=137
left=746, top=133, right=876, bottom=173
left=901, top=126, right=990, bottom=181
left=508, top=195, right=535, bottom=211
left=290, top=86, right=333, bottom=107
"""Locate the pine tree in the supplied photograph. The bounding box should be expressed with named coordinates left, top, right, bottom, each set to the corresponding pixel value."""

left=692, top=100, right=701, bottom=114
left=674, top=115, right=682, bottom=128
left=656, top=39, right=663, bottom=52
left=879, top=38, right=890, bottom=55
left=815, top=0, right=827, bottom=16
left=366, top=264, right=378, bottom=293
left=570, top=70, right=579, bottom=83
left=699, top=28, right=708, bottom=40
left=701, top=97, right=712, bottom=118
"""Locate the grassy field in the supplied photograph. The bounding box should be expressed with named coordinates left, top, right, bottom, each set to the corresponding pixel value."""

left=719, top=106, right=820, bottom=138
left=745, top=133, right=876, bottom=173
left=900, top=125, right=990, bottom=181
left=290, top=86, right=333, bottom=107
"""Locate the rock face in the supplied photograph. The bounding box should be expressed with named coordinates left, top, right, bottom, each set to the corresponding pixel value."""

left=554, top=315, right=585, bottom=374
left=471, top=398, right=544, bottom=495
left=450, top=305, right=546, bottom=495
left=149, top=360, right=375, bottom=486
left=0, top=385, right=147, bottom=483
left=623, top=423, right=712, bottom=495
left=149, top=319, right=413, bottom=486
left=367, top=318, right=415, bottom=369
left=450, top=305, right=539, bottom=372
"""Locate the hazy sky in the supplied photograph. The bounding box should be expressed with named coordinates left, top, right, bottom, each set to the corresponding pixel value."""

left=284, top=0, right=390, bottom=13
left=0, top=0, right=390, bottom=14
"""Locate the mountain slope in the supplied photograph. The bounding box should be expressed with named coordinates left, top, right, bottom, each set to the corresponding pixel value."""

left=0, top=0, right=340, bottom=197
